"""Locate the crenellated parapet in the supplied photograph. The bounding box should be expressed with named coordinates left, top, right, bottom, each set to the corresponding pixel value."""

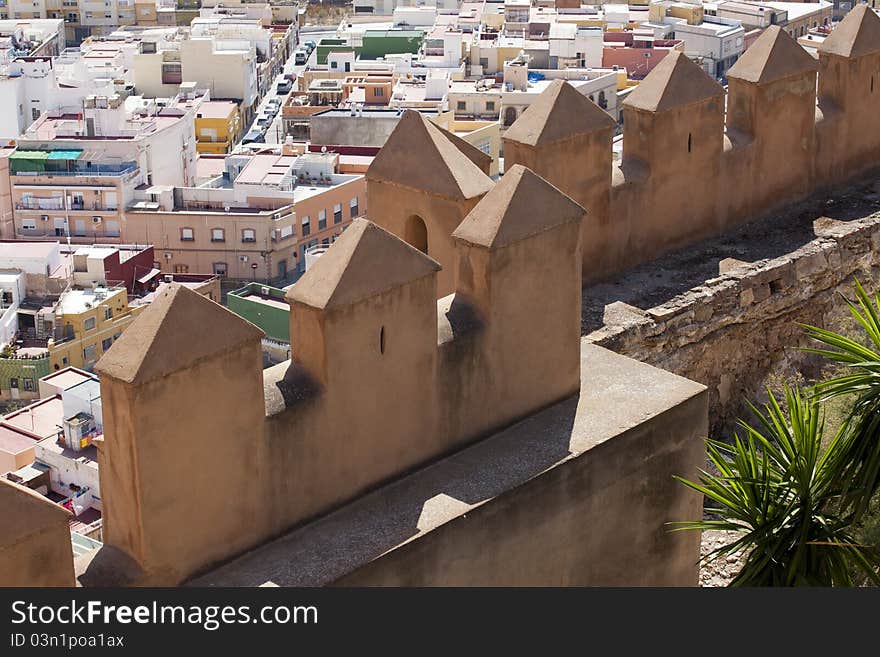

left=84, top=161, right=588, bottom=585
left=499, top=7, right=880, bottom=283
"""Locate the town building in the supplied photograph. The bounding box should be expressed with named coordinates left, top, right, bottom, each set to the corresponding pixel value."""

left=194, top=100, right=242, bottom=154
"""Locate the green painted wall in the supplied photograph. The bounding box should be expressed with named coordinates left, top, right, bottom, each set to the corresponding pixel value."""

left=0, top=355, right=51, bottom=394
left=316, top=39, right=357, bottom=65
left=359, top=31, right=424, bottom=60
left=227, top=283, right=290, bottom=343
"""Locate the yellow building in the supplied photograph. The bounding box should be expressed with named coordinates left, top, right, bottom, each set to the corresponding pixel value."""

left=48, top=287, right=145, bottom=372
left=194, top=101, right=242, bottom=155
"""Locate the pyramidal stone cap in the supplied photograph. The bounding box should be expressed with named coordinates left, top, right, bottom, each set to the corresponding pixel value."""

left=818, top=4, right=880, bottom=59
left=287, top=218, right=441, bottom=310
left=365, top=110, right=494, bottom=200
left=727, top=25, right=817, bottom=84
left=623, top=50, right=724, bottom=113
left=453, top=165, right=585, bottom=249
left=95, top=284, right=264, bottom=386
left=504, top=79, right=615, bottom=147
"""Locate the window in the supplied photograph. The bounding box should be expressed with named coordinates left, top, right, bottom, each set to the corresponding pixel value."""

left=212, top=262, right=228, bottom=277
left=62, top=357, right=68, bottom=366
left=322, top=237, right=330, bottom=247
left=84, top=317, right=96, bottom=331
left=350, top=197, right=359, bottom=218
left=9, top=377, right=18, bottom=389
left=373, top=87, right=384, bottom=97
left=301, top=216, right=310, bottom=236
left=174, top=264, right=189, bottom=273
left=83, top=344, right=97, bottom=362
left=31, top=107, right=40, bottom=121
left=104, top=307, right=112, bottom=320
left=333, top=203, right=342, bottom=224
left=486, top=101, right=495, bottom=112
left=21, top=218, right=37, bottom=230
left=181, top=227, right=194, bottom=241
left=456, top=101, right=466, bottom=111
left=211, top=228, right=225, bottom=242
left=242, top=228, right=256, bottom=242
left=101, top=337, right=113, bottom=352
left=23, top=378, right=34, bottom=392
left=318, top=210, right=327, bottom=230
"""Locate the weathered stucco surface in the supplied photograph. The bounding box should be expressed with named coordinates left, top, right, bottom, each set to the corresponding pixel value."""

left=585, top=178, right=880, bottom=431
left=190, top=344, right=707, bottom=587
left=0, top=478, right=75, bottom=587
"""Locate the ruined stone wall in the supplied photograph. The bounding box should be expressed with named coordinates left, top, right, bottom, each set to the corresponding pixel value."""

left=586, top=205, right=880, bottom=431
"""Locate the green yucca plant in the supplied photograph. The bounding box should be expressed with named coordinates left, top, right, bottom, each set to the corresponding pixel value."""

left=801, top=278, right=880, bottom=522
left=672, top=386, right=880, bottom=586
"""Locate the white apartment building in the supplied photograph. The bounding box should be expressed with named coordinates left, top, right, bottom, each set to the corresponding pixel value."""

left=0, top=56, right=115, bottom=141
left=671, top=16, right=745, bottom=77
left=132, top=23, right=261, bottom=119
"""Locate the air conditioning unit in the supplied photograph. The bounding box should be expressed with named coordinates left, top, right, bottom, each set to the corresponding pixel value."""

left=40, top=215, right=48, bottom=221
left=164, top=274, right=173, bottom=282
left=163, top=252, right=172, bottom=260
left=260, top=286, right=270, bottom=295
left=239, top=255, right=248, bottom=262
left=92, top=216, right=102, bottom=224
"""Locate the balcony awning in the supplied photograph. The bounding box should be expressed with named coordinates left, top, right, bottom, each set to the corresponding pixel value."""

left=137, top=268, right=162, bottom=284
left=47, top=149, right=83, bottom=160
left=8, top=150, right=50, bottom=160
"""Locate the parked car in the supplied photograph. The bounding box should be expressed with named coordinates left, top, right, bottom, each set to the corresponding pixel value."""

left=241, top=127, right=265, bottom=144
left=304, top=40, right=316, bottom=53
left=276, top=79, right=293, bottom=95
left=294, top=49, right=307, bottom=65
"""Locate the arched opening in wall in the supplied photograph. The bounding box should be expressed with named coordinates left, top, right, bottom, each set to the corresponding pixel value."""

left=598, top=90, right=607, bottom=110
left=503, top=106, right=518, bottom=127
left=687, top=133, right=692, bottom=153
left=404, top=215, right=428, bottom=254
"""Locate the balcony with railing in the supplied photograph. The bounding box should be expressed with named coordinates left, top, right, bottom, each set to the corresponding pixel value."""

left=11, top=162, right=139, bottom=178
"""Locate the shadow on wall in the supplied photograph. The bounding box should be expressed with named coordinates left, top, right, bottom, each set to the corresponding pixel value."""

left=187, top=396, right=578, bottom=587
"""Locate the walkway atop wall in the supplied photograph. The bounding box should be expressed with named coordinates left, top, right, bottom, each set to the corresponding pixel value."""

left=582, top=174, right=880, bottom=335
left=187, top=343, right=705, bottom=587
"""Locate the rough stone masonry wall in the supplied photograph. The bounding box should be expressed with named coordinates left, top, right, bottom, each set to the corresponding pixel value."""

left=584, top=177, right=880, bottom=433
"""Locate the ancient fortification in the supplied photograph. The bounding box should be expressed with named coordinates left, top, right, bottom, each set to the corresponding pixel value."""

left=2, top=7, right=879, bottom=587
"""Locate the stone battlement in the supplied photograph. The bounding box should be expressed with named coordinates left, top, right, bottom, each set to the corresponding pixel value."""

left=367, top=9, right=880, bottom=293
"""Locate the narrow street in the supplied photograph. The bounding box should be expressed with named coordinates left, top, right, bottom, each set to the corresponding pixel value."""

left=242, top=27, right=337, bottom=147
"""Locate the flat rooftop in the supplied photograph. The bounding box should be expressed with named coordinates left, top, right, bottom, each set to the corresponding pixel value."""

left=40, top=368, right=96, bottom=392
left=37, top=436, right=99, bottom=471
left=4, top=396, right=63, bottom=440
left=236, top=153, right=299, bottom=186
left=0, top=242, right=58, bottom=261
left=57, top=287, right=123, bottom=315
left=196, top=100, right=238, bottom=120
left=0, top=424, right=38, bottom=457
